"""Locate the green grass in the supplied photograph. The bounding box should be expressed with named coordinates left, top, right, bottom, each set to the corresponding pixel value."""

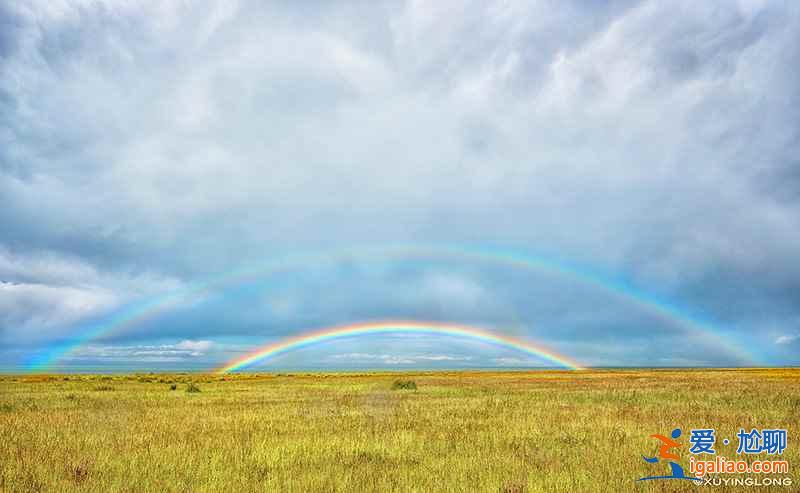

left=0, top=369, right=797, bottom=492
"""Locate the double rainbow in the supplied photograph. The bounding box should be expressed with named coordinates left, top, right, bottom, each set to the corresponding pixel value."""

left=29, top=243, right=759, bottom=371
left=217, top=320, right=584, bottom=373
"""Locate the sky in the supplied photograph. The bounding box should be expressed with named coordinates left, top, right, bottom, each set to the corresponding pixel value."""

left=1, top=0, right=799, bottom=371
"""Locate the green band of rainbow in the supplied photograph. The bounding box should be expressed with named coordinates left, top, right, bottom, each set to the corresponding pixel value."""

left=217, top=320, right=584, bottom=373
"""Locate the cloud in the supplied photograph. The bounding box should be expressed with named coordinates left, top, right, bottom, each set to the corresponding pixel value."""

left=174, top=339, right=214, bottom=352
left=68, top=340, right=215, bottom=362
left=1, top=1, right=799, bottom=368
left=330, top=352, right=472, bottom=365
left=775, top=334, right=800, bottom=345
left=0, top=246, right=182, bottom=343
left=0, top=279, right=122, bottom=344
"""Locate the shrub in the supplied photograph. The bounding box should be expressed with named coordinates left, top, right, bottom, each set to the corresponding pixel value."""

left=93, top=385, right=114, bottom=391
left=391, top=380, right=417, bottom=391
left=186, top=382, right=201, bottom=393
left=169, top=384, right=177, bottom=391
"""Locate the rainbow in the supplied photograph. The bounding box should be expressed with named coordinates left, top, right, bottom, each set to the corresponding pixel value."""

left=218, top=320, right=584, bottom=373
left=29, top=243, right=759, bottom=371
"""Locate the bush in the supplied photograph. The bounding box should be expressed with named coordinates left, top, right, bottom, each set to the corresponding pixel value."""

left=186, top=382, right=201, bottom=393
left=391, top=380, right=417, bottom=391
left=93, top=385, right=114, bottom=391
left=169, top=384, right=177, bottom=391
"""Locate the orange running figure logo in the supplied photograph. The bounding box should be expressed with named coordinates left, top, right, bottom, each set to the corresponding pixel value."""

left=638, top=428, right=703, bottom=482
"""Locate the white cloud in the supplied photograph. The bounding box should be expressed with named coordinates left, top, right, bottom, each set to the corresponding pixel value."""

left=0, top=247, right=184, bottom=343
left=174, top=339, right=213, bottom=352
left=0, top=281, right=119, bottom=342
left=415, top=354, right=472, bottom=361
left=69, top=340, right=215, bottom=362
left=329, top=352, right=472, bottom=365
left=775, top=334, right=800, bottom=345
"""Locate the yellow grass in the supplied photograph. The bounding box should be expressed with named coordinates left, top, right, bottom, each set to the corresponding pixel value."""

left=0, top=369, right=797, bottom=492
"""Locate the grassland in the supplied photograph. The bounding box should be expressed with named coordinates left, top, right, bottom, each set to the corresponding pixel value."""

left=0, top=369, right=797, bottom=492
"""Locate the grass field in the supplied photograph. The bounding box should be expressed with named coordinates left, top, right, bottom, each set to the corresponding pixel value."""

left=0, top=369, right=797, bottom=492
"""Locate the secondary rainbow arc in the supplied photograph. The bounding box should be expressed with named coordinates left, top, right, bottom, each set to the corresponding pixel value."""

left=28, top=243, right=759, bottom=371
left=217, top=320, right=585, bottom=373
